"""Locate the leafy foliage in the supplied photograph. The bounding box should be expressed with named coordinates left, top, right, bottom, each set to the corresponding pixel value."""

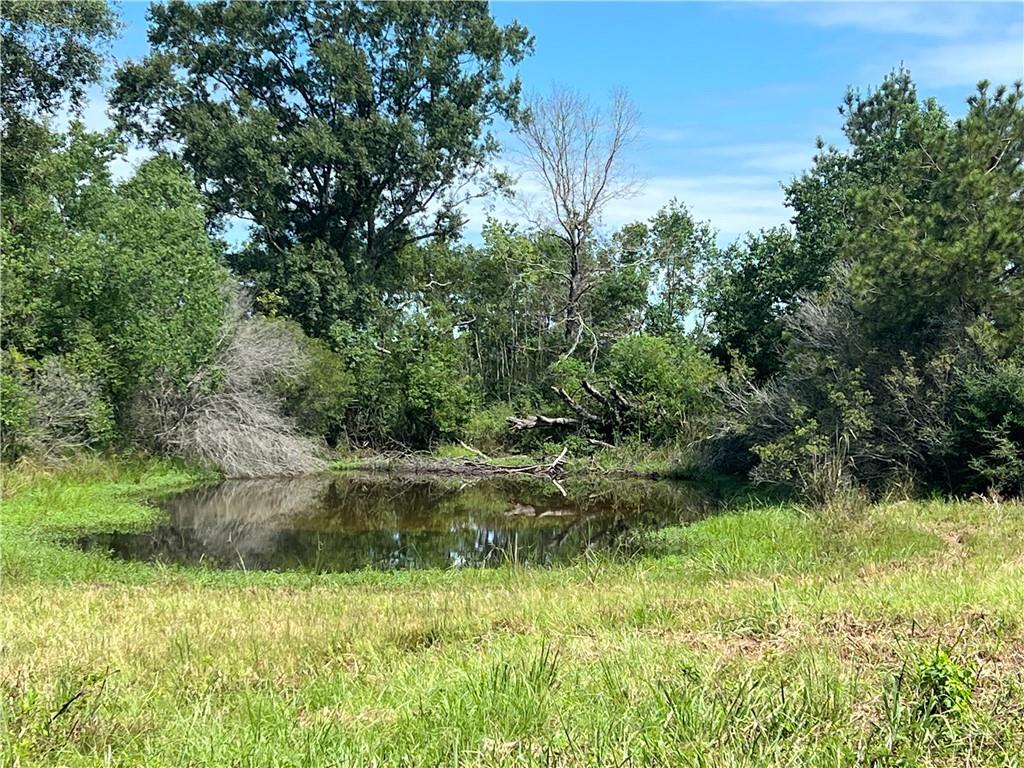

left=714, top=73, right=1024, bottom=501
left=0, top=0, right=117, bottom=200
left=111, top=0, right=532, bottom=336
left=607, top=335, right=720, bottom=444
left=702, top=228, right=800, bottom=380
left=3, top=128, right=228, bottom=411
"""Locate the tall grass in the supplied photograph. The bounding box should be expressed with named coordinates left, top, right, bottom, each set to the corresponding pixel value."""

left=2, top=458, right=1023, bottom=766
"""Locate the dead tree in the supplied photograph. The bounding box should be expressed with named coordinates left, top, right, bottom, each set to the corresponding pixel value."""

left=515, top=87, right=641, bottom=356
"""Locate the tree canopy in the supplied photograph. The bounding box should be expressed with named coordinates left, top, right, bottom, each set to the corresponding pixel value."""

left=111, top=0, right=532, bottom=336
left=1, top=1, right=1020, bottom=496
left=0, top=0, right=118, bottom=201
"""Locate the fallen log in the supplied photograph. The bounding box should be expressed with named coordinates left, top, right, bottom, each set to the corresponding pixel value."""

left=507, top=380, right=636, bottom=444
left=507, top=415, right=579, bottom=432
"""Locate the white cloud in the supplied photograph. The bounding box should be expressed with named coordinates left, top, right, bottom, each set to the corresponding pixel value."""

left=780, top=3, right=1023, bottom=92
left=644, top=126, right=689, bottom=144
left=910, top=29, right=1024, bottom=87
left=460, top=171, right=790, bottom=245
left=701, top=141, right=815, bottom=176
left=791, top=2, right=986, bottom=39
left=601, top=175, right=790, bottom=242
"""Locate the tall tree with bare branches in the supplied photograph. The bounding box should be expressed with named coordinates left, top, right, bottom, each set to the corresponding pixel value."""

left=516, top=87, right=640, bottom=354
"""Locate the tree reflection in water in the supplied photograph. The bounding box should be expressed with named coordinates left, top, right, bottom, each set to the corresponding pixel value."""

left=78, top=474, right=712, bottom=572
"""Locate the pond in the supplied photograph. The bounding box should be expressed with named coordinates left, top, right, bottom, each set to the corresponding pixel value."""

left=77, top=473, right=714, bottom=572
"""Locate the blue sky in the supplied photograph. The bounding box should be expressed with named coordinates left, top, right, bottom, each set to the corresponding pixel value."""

left=90, top=1, right=1024, bottom=244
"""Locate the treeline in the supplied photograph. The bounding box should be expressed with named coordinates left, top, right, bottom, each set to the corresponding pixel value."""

left=1, top=2, right=1021, bottom=500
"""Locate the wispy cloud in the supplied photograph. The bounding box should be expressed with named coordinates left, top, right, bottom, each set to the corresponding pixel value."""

left=910, top=27, right=1024, bottom=88
left=780, top=2, right=1023, bottom=90
left=601, top=174, right=790, bottom=242
left=644, top=126, right=689, bottom=144
left=460, top=170, right=790, bottom=245
left=791, top=2, right=986, bottom=39
left=700, top=141, right=814, bottom=177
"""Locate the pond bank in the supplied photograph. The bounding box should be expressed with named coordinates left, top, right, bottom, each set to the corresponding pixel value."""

left=3, top=456, right=1023, bottom=765
left=333, top=445, right=693, bottom=481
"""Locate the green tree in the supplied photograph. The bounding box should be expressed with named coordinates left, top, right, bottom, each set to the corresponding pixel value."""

left=702, top=227, right=800, bottom=380
left=617, top=200, right=717, bottom=337
left=0, top=0, right=117, bottom=201
left=111, top=0, right=532, bottom=336
left=706, top=69, right=954, bottom=383
left=453, top=221, right=568, bottom=401
left=606, top=334, right=720, bottom=444
left=784, top=67, right=948, bottom=279
left=716, top=73, right=1024, bottom=499
left=2, top=127, right=228, bottom=424
left=846, top=79, right=1023, bottom=352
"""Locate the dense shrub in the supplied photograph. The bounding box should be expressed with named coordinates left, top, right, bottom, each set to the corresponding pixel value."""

left=279, top=336, right=356, bottom=446
left=461, top=402, right=516, bottom=455
left=607, top=334, right=721, bottom=444
left=951, top=352, right=1024, bottom=497
left=329, top=317, right=475, bottom=449
left=0, top=354, right=34, bottom=462
left=400, top=337, right=475, bottom=447
left=1, top=351, right=114, bottom=462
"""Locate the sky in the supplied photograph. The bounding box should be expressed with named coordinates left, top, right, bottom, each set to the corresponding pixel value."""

left=87, top=1, right=1024, bottom=244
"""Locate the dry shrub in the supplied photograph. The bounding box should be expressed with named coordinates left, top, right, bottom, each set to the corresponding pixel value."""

left=133, top=297, right=326, bottom=478
left=15, top=358, right=114, bottom=460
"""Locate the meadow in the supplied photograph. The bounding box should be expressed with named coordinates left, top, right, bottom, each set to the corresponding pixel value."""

left=2, top=458, right=1023, bottom=767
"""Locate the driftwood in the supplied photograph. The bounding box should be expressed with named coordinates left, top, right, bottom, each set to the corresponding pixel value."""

left=459, top=446, right=570, bottom=495
left=507, top=380, right=635, bottom=443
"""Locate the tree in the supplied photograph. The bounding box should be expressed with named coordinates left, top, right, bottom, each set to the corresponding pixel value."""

left=616, top=200, right=717, bottom=337
left=515, top=86, right=640, bottom=353
left=785, top=67, right=947, bottom=277
left=454, top=221, right=567, bottom=401
left=714, top=74, right=1024, bottom=499
left=846, top=79, right=1023, bottom=352
left=2, top=127, right=228, bottom=426
left=701, top=227, right=800, bottom=380
left=111, top=0, right=532, bottom=337
left=0, top=0, right=117, bottom=200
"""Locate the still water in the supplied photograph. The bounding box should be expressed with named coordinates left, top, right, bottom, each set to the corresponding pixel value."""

left=78, top=474, right=713, bottom=572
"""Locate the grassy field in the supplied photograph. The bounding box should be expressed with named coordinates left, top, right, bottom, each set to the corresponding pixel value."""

left=2, top=458, right=1023, bottom=767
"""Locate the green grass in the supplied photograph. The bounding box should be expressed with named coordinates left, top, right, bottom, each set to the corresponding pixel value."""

left=2, top=457, right=1023, bottom=766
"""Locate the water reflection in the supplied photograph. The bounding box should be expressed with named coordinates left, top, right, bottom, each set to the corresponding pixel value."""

left=78, top=474, right=711, bottom=572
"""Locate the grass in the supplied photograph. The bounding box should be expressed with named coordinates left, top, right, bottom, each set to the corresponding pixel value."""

left=2, top=457, right=1023, bottom=766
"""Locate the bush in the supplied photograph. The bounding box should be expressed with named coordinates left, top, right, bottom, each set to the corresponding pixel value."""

left=399, top=332, right=474, bottom=447
left=952, top=352, right=1024, bottom=497
left=0, top=354, right=35, bottom=461
left=607, top=334, right=720, bottom=444
left=915, top=649, right=976, bottom=721
left=461, top=402, right=515, bottom=454
left=715, top=279, right=1024, bottom=502
left=279, top=335, right=356, bottom=446
left=0, top=352, right=113, bottom=462
left=329, top=317, right=475, bottom=449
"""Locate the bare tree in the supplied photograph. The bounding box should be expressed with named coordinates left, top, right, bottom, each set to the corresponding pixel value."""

left=515, top=87, right=641, bottom=354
